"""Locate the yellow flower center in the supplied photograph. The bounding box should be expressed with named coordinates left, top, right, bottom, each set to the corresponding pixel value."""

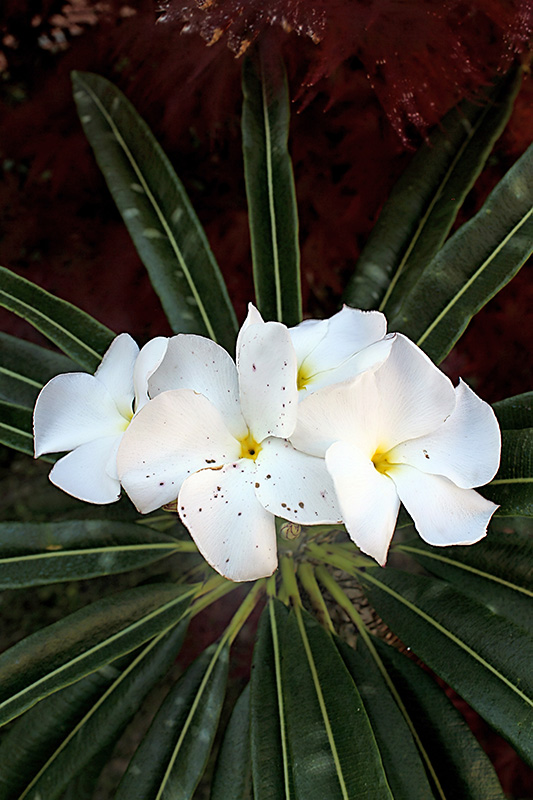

left=372, top=447, right=393, bottom=475
left=238, top=431, right=262, bottom=461
left=297, top=363, right=313, bottom=392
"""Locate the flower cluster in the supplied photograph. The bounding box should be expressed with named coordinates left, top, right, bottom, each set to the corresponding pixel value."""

left=33, top=305, right=501, bottom=581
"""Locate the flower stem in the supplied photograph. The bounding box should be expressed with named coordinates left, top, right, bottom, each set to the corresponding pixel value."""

left=224, top=580, right=266, bottom=646
left=297, top=562, right=335, bottom=633
left=279, top=553, right=302, bottom=608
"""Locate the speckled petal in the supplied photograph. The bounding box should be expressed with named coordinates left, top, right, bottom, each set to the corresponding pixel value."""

left=117, top=389, right=240, bottom=514
left=254, top=437, right=342, bottom=524
left=178, top=460, right=278, bottom=581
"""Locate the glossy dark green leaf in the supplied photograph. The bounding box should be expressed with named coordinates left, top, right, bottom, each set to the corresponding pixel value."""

left=211, top=684, right=252, bottom=800
left=0, top=669, right=113, bottom=799
left=14, top=621, right=189, bottom=800
left=242, top=54, right=301, bottom=326
left=387, top=141, right=533, bottom=363
left=335, top=637, right=435, bottom=799
left=0, top=266, right=113, bottom=372
left=493, top=391, right=533, bottom=430
left=344, top=69, right=521, bottom=311
left=0, top=400, right=34, bottom=457
left=0, top=520, right=188, bottom=588
left=115, top=641, right=229, bottom=800
left=0, top=332, right=76, bottom=408
left=0, top=583, right=193, bottom=726
left=373, top=637, right=505, bottom=800
left=72, top=71, right=238, bottom=351
left=484, top=428, right=533, bottom=516
left=359, top=567, right=533, bottom=765
left=282, top=607, right=393, bottom=800
left=250, top=598, right=293, bottom=800
left=396, top=532, right=533, bottom=635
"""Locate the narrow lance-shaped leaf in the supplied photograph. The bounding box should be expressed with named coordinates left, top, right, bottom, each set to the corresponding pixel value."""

left=11, top=621, right=189, bottom=800
left=242, top=52, right=302, bottom=326
left=282, top=607, right=394, bottom=800
left=115, top=641, right=229, bottom=800
left=0, top=520, right=195, bottom=588
left=250, top=598, right=293, bottom=800
left=0, top=582, right=193, bottom=726
left=211, top=684, right=252, bottom=800
left=335, top=637, right=436, bottom=800
left=0, top=332, right=76, bottom=408
left=343, top=68, right=521, bottom=311
left=0, top=265, right=114, bottom=372
left=0, top=400, right=35, bottom=457
left=72, top=71, right=238, bottom=351
left=370, top=636, right=506, bottom=800
left=359, top=567, right=533, bottom=765
left=396, top=532, right=533, bottom=635
left=386, top=141, right=533, bottom=364
left=484, top=428, right=533, bottom=516
left=492, top=391, right=533, bottom=430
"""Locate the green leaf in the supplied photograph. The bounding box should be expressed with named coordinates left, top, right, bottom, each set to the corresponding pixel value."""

left=282, top=607, right=393, bottom=800
left=0, top=400, right=34, bottom=457
left=0, top=265, right=114, bottom=372
left=0, top=669, right=114, bottom=799
left=211, top=684, right=252, bottom=800
left=0, top=520, right=191, bottom=588
left=335, top=637, right=436, bottom=799
left=115, top=641, right=229, bottom=800
left=0, top=332, right=76, bottom=408
left=493, top=391, right=533, bottom=430
left=11, top=621, right=189, bottom=800
left=72, top=71, right=238, bottom=351
left=386, top=141, right=533, bottom=363
left=372, top=637, right=506, bottom=800
left=250, top=598, right=293, bottom=800
left=343, top=68, right=521, bottom=311
left=484, top=428, right=533, bottom=516
left=0, top=582, right=193, bottom=726
left=242, top=53, right=301, bottom=326
left=396, top=532, right=533, bottom=635
left=359, top=567, right=533, bottom=765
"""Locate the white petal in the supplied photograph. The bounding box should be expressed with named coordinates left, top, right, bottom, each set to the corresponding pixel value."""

left=34, top=373, right=128, bottom=457
left=291, top=373, right=381, bottom=458
left=373, top=334, right=456, bottom=449
left=309, top=305, right=387, bottom=368
left=48, top=435, right=123, bottom=503
left=237, top=320, right=298, bottom=440
left=326, top=441, right=400, bottom=565
left=254, top=437, right=343, bottom=524
left=236, top=303, right=265, bottom=356
left=147, top=334, right=246, bottom=439
left=133, top=337, right=169, bottom=411
left=301, top=335, right=394, bottom=394
left=388, top=380, right=501, bottom=488
left=178, top=460, right=278, bottom=581
left=289, top=317, right=329, bottom=366
left=95, top=333, right=138, bottom=419
left=388, top=464, right=498, bottom=547
left=117, top=389, right=240, bottom=514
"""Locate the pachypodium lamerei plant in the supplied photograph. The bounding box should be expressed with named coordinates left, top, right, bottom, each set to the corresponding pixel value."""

left=0, top=56, right=531, bottom=800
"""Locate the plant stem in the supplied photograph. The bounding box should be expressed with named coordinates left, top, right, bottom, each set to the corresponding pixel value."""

left=297, top=562, right=335, bottom=633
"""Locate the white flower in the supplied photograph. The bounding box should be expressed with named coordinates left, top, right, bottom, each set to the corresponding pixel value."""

left=291, top=334, right=501, bottom=565
left=33, top=333, right=168, bottom=504
left=289, top=304, right=394, bottom=394
left=117, top=306, right=342, bottom=582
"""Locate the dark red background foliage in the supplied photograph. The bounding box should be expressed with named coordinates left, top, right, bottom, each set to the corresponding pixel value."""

left=0, top=0, right=532, bottom=792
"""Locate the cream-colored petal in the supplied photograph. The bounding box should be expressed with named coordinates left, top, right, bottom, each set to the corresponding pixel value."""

left=326, top=440, right=400, bottom=565
left=388, top=464, right=498, bottom=547
left=254, top=437, right=343, bottom=524
left=388, top=379, right=501, bottom=488
left=117, top=389, right=240, bottom=514
left=178, top=460, right=278, bottom=581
